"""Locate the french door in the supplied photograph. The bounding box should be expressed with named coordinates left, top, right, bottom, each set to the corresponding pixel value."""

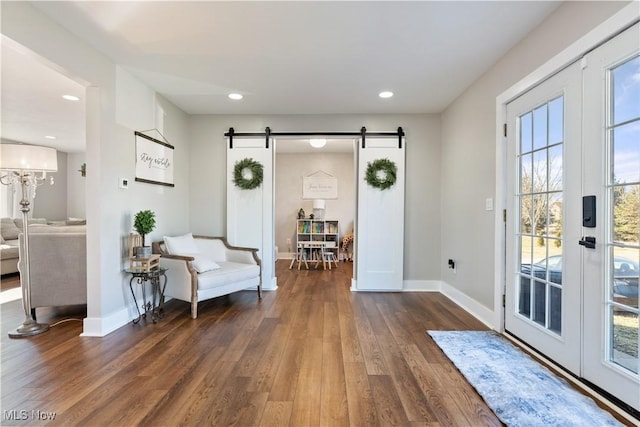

left=505, top=60, right=583, bottom=374
left=506, top=23, right=639, bottom=411
left=582, top=23, right=639, bottom=411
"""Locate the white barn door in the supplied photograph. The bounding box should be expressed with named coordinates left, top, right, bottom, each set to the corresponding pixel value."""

left=227, top=137, right=275, bottom=290
left=355, top=137, right=405, bottom=290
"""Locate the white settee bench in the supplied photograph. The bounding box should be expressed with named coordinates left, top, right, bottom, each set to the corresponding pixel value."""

left=152, top=234, right=262, bottom=319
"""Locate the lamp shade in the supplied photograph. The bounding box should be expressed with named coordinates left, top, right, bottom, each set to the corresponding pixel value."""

left=313, top=199, right=326, bottom=209
left=0, top=144, right=57, bottom=172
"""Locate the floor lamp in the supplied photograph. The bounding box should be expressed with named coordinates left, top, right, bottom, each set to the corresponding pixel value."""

left=0, top=144, right=57, bottom=338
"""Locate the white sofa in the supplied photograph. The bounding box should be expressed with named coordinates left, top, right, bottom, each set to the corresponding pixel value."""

left=152, top=234, right=262, bottom=319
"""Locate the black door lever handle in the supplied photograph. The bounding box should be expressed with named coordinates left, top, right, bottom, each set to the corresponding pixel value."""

left=578, top=236, right=596, bottom=249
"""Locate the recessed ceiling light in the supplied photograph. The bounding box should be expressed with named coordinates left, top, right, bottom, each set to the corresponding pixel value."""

left=62, top=94, right=80, bottom=101
left=45, top=135, right=57, bottom=140
left=309, top=139, right=327, bottom=148
left=379, top=91, right=394, bottom=99
left=228, top=93, right=243, bottom=100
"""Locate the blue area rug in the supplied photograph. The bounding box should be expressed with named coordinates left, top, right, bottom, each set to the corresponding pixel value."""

left=428, top=331, right=622, bottom=427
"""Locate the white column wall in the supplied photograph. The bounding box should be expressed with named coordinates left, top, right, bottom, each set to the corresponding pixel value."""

left=2, top=2, right=191, bottom=336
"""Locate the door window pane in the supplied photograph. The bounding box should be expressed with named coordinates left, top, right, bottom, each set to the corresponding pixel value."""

left=612, top=55, right=640, bottom=125
left=533, top=105, right=548, bottom=150
left=521, top=112, right=533, bottom=153
left=613, top=185, right=639, bottom=246
left=549, top=285, right=562, bottom=334
left=548, top=145, right=563, bottom=191
left=612, top=124, right=640, bottom=184
left=613, top=246, right=639, bottom=309
left=533, top=149, right=548, bottom=193
left=549, top=192, right=563, bottom=239
left=533, top=194, right=547, bottom=237
left=548, top=96, right=564, bottom=145
left=520, top=154, right=532, bottom=193
left=610, top=307, right=638, bottom=374
left=519, top=275, right=531, bottom=317
left=533, top=281, right=546, bottom=326
left=520, top=196, right=532, bottom=234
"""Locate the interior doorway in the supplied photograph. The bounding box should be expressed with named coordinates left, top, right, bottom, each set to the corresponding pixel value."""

left=274, top=137, right=357, bottom=280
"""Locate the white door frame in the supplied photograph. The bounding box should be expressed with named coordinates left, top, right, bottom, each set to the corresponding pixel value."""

left=494, top=4, right=640, bottom=332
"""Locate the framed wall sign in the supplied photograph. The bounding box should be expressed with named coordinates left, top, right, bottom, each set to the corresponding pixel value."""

left=303, top=170, right=338, bottom=199
left=135, top=131, right=175, bottom=187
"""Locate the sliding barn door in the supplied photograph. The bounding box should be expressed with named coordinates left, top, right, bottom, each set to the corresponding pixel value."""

left=355, top=137, right=405, bottom=290
left=227, top=137, right=275, bottom=290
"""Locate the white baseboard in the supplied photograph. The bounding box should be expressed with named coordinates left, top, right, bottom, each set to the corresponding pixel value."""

left=81, top=307, right=130, bottom=337
left=440, top=280, right=496, bottom=329
left=403, top=279, right=441, bottom=292
left=265, top=275, right=278, bottom=291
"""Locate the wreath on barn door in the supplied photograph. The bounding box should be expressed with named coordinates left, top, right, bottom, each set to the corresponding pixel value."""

left=365, top=158, right=397, bottom=190
left=233, top=158, right=264, bottom=190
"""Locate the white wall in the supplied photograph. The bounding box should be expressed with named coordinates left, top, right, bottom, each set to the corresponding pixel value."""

left=189, top=114, right=441, bottom=281
left=32, top=150, right=67, bottom=220
left=66, top=152, right=86, bottom=218
left=440, top=1, right=630, bottom=313
left=1, top=2, right=190, bottom=335
left=275, top=151, right=355, bottom=258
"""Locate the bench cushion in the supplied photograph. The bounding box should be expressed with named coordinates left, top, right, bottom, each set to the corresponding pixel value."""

left=197, top=261, right=260, bottom=291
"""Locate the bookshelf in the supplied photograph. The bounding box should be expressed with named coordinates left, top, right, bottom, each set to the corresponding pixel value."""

left=296, top=219, right=339, bottom=260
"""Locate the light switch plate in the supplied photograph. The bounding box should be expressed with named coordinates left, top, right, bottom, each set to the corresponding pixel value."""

left=485, top=198, right=494, bottom=211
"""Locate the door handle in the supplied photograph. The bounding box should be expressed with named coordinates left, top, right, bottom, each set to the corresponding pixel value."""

left=578, top=236, right=596, bottom=249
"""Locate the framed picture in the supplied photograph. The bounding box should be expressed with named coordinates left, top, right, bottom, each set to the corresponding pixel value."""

left=134, top=131, right=175, bottom=187
left=303, top=171, right=338, bottom=199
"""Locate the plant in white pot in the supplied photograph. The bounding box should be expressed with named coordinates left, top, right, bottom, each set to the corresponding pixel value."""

left=133, top=210, right=156, bottom=258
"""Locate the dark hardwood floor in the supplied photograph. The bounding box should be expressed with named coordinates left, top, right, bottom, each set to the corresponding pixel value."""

left=0, top=261, right=629, bottom=426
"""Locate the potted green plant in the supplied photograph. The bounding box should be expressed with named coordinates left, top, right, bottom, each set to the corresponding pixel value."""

left=133, top=210, right=156, bottom=258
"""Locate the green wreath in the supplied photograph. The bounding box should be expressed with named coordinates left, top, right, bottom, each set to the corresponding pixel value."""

left=365, top=158, right=397, bottom=190
left=233, top=158, right=264, bottom=190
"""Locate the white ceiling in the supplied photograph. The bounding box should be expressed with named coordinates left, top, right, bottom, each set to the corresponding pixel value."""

left=1, top=1, right=561, bottom=153
left=1, top=36, right=86, bottom=153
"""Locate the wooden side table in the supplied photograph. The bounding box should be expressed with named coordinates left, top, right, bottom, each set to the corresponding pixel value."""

left=124, top=267, right=168, bottom=324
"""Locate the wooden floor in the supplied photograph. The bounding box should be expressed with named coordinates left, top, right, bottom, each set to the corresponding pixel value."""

left=0, top=262, right=627, bottom=426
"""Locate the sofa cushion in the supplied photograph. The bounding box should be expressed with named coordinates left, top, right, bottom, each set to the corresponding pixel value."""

left=1, top=218, right=21, bottom=240
left=197, top=261, right=260, bottom=291
left=191, top=255, right=221, bottom=273
left=13, top=217, right=47, bottom=229
left=66, top=217, right=86, bottom=225
left=0, top=244, right=19, bottom=260
left=164, top=233, right=199, bottom=255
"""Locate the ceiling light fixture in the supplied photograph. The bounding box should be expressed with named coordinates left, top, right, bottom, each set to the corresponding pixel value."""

left=228, top=93, right=243, bottom=100
left=44, top=135, right=57, bottom=140
left=379, top=91, right=394, bottom=99
left=62, top=95, right=80, bottom=101
left=309, top=139, right=327, bottom=148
